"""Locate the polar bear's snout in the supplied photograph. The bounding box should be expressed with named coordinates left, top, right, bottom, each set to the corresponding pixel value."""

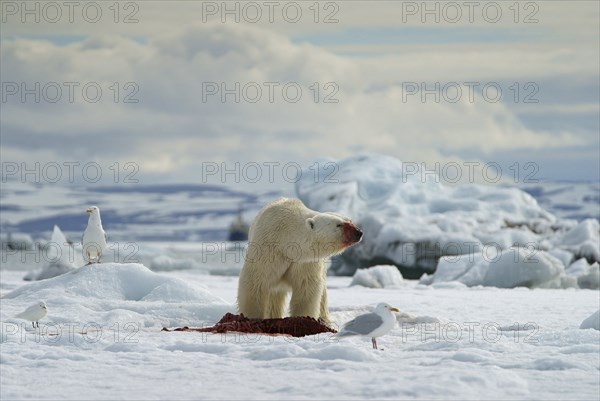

left=353, top=227, right=363, bottom=241
left=342, top=222, right=363, bottom=246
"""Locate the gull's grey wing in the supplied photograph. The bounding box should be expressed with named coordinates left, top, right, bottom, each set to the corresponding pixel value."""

left=15, top=309, right=28, bottom=319
left=339, top=312, right=384, bottom=336
left=15, top=304, right=36, bottom=319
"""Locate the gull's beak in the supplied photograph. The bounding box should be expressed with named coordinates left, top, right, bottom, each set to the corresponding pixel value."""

left=390, top=307, right=400, bottom=313
left=86, top=208, right=93, bottom=213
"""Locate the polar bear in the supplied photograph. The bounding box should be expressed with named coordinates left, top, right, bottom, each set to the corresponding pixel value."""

left=237, top=197, right=362, bottom=322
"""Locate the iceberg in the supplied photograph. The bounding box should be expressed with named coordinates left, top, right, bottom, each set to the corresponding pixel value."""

left=350, top=265, right=404, bottom=288
left=580, top=310, right=600, bottom=330
left=23, top=225, right=82, bottom=281
left=297, top=154, right=598, bottom=288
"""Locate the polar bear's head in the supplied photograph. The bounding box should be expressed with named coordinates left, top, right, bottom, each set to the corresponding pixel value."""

left=305, top=212, right=362, bottom=257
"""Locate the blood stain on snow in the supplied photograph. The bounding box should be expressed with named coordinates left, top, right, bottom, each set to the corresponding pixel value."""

left=162, top=313, right=337, bottom=337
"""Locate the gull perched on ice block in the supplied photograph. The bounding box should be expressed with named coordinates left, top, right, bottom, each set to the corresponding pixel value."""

left=15, top=302, right=47, bottom=328
left=82, top=206, right=107, bottom=265
left=337, top=303, right=399, bottom=349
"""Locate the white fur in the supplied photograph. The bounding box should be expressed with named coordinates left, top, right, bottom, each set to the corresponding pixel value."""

left=237, top=198, right=354, bottom=322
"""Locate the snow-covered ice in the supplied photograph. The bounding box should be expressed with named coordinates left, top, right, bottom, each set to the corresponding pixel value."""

left=552, top=219, right=600, bottom=262
left=1, top=154, right=599, bottom=399
left=1, top=261, right=599, bottom=400
left=519, top=182, right=599, bottom=222
left=580, top=310, right=600, bottom=330
left=350, top=265, right=403, bottom=288
left=4, top=263, right=231, bottom=329
left=22, top=225, right=81, bottom=281
left=297, top=154, right=599, bottom=288
left=0, top=180, right=279, bottom=242
left=428, top=248, right=568, bottom=288
left=427, top=248, right=599, bottom=289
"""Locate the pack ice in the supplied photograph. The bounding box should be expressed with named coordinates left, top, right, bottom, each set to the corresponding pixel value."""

left=297, top=154, right=599, bottom=288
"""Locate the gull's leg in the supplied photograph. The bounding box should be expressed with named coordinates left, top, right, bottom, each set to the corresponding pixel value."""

left=372, top=337, right=377, bottom=349
left=31, top=322, right=35, bottom=328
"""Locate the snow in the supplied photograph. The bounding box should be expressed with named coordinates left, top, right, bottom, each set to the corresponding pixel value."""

left=566, top=258, right=593, bottom=276
left=0, top=232, right=34, bottom=250
left=1, top=265, right=599, bottom=400
left=6, top=239, right=246, bottom=282
left=22, top=225, right=82, bottom=281
left=519, top=182, right=599, bottom=221
left=562, top=258, right=600, bottom=289
left=0, top=180, right=280, bottom=242
left=428, top=242, right=599, bottom=289
left=426, top=248, right=597, bottom=289
left=297, top=154, right=599, bottom=288
left=549, top=248, right=574, bottom=268
left=3, top=263, right=231, bottom=329
left=350, top=265, right=403, bottom=288
left=483, top=249, right=564, bottom=289
left=7, top=263, right=219, bottom=302
left=576, top=265, right=600, bottom=290
left=552, top=219, right=600, bottom=262
left=580, top=310, right=600, bottom=330
left=0, top=155, right=598, bottom=399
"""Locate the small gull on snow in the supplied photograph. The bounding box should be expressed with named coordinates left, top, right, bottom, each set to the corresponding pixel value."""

left=82, top=206, right=107, bottom=265
left=15, top=302, right=47, bottom=328
left=337, top=302, right=399, bottom=349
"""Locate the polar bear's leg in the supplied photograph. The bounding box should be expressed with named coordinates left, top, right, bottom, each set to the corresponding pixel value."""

left=319, top=286, right=331, bottom=323
left=238, top=254, right=291, bottom=319
left=266, top=288, right=288, bottom=319
left=318, top=264, right=331, bottom=323
left=238, top=281, right=269, bottom=318
left=289, top=286, right=322, bottom=319
left=287, top=263, right=324, bottom=319
left=237, top=262, right=271, bottom=318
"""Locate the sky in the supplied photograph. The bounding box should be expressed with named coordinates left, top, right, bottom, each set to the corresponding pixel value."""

left=1, top=0, right=599, bottom=190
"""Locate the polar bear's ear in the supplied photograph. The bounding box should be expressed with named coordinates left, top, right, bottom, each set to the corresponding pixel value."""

left=306, top=218, right=315, bottom=230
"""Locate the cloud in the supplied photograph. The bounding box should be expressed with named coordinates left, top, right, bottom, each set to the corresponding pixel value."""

left=1, top=20, right=597, bottom=182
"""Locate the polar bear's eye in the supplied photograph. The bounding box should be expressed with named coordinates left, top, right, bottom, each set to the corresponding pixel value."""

left=336, top=223, right=342, bottom=228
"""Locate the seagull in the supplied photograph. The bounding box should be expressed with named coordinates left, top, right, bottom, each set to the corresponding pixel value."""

left=82, top=206, right=107, bottom=265
left=15, top=302, right=47, bottom=328
left=337, top=303, right=400, bottom=350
